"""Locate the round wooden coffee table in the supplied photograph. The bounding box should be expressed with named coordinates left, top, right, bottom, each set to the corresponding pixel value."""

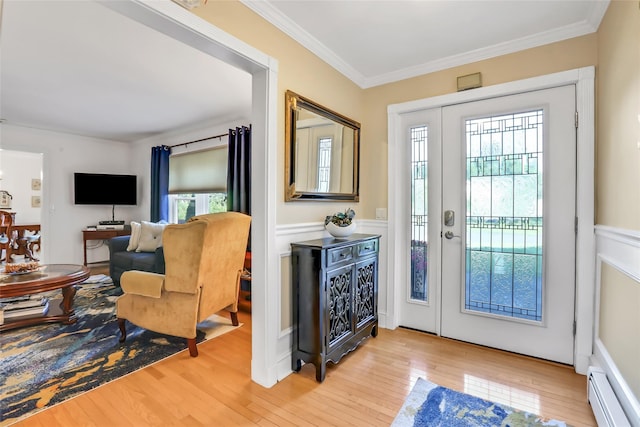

left=0, top=264, right=90, bottom=331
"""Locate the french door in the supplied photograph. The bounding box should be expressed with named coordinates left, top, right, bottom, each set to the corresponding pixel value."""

left=398, top=85, right=577, bottom=364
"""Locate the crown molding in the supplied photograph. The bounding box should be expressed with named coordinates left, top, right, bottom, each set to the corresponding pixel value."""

left=363, top=15, right=604, bottom=88
left=240, top=0, right=366, bottom=86
left=242, top=0, right=609, bottom=89
left=586, top=0, right=610, bottom=32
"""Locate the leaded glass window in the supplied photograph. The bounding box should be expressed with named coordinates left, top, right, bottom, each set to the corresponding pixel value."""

left=411, top=126, right=428, bottom=302
left=465, top=110, right=543, bottom=321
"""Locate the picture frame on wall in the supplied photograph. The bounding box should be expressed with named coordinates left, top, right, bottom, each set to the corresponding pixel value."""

left=31, top=196, right=41, bottom=208
left=0, top=190, right=12, bottom=209
left=32, top=178, right=42, bottom=191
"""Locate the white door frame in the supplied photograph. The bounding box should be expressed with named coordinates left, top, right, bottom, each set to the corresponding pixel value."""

left=387, top=67, right=595, bottom=374
left=102, top=0, right=280, bottom=387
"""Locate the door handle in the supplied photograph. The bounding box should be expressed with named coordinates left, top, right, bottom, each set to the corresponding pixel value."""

left=444, top=231, right=460, bottom=240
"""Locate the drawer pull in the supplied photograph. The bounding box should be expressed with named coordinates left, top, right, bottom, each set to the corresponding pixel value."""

left=328, top=247, right=353, bottom=266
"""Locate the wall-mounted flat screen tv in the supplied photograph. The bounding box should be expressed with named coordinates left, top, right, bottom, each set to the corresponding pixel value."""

left=74, top=173, right=137, bottom=205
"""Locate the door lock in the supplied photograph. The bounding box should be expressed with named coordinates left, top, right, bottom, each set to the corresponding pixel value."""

left=444, top=210, right=455, bottom=227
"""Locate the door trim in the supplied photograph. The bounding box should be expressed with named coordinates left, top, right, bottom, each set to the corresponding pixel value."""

left=101, top=0, right=280, bottom=387
left=387, top=66, right=595, bottom=374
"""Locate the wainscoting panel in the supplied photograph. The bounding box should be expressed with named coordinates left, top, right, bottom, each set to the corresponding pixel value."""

left=274, top=220, right=388, bottom=381
left=593, top=225, right=640, bottom=426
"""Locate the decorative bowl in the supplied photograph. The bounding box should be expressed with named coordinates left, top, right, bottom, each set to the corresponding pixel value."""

left=325, top=221, right=356, bottom=239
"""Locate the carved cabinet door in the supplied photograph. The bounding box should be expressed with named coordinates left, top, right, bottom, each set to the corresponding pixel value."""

left=355, top=257, right=377, bottom=332
left=326, top=264, right=355, bottom=352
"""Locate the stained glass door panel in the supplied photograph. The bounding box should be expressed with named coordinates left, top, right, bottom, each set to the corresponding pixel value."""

left=411, top=125, right=428, bottom=302
left=465, top=110, right=543, bottom=321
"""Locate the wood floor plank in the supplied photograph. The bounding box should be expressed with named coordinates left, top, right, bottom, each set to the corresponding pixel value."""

left=9, top=275, right=596, bottom=426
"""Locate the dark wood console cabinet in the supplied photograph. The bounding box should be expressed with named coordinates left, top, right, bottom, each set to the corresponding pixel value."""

left=291, top=234, right=380, bottom=382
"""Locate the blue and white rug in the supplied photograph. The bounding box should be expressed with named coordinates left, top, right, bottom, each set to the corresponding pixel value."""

left=0, top=281, right=240, bottom=425
left=392, top=377, right=572, bottom=427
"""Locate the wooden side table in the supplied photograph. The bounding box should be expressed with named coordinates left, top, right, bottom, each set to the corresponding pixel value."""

left=82, top=228, right=130, bottom=266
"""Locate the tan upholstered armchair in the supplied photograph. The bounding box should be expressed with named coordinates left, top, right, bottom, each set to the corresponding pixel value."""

left=116, top=212, right=251, bottom=357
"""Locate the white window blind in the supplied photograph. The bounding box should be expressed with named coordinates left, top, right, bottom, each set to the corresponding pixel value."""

left=169, top=147, right=228, bottom=193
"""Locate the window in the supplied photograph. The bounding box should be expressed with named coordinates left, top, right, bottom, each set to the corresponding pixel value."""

left=168, top=146, right=228, bottom=224
left=317, top=137, right=332, bottom=192
left=410, top=125, right=428, bottom=302
left=169, top=193, right=227, bottom=224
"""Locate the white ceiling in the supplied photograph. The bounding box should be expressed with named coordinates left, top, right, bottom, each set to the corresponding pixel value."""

left=244, top=0, right=609, bottom=88
left=0, top=0, right=609, bottom=143
left=0, top=0, right=253, bottom=143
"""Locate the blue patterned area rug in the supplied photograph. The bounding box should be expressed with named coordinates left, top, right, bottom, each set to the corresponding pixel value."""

left=0, top=282, right=240, bottom=425
left=392, top=378, right=572, bottom=427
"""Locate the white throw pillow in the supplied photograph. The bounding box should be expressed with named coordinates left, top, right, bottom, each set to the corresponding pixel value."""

left=126, top=221, right=141, bottom=251
left=135, top=221, right=167, bottom=252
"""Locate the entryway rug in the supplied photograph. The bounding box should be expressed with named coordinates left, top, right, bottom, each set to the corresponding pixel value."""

left=0, top=281, right=242, bottom=425
left=392, top=377, right=572, bottom=427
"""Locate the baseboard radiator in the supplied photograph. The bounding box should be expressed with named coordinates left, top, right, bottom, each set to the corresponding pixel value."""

left=588, top=367, right=632, bottom=427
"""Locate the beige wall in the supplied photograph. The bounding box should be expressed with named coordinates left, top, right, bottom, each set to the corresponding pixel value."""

left=597, top=0, right=640, bottom=230
left=196, top=2, right=600, bottom=222
left=596, top=0, right=640, bottom=406
left=193, top=1, right=640, bottom=392
left=599, top=263, right=640, bottom=401
left=195, top=2, right=365, bottom=225
left=360, top=34, right=598, bottom=216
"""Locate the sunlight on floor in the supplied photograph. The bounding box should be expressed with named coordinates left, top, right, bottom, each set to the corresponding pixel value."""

left=464, top=374, right=541, bottom=414
left=407, top=366, right=428, bottom=391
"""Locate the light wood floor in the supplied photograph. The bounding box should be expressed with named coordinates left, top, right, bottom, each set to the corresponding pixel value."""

left=13, top=268, right=596, bottom=426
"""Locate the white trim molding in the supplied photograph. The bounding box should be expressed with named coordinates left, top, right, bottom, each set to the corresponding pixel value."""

left=104, top=0, right=280, bottom=388
left=595, top=226, right=640, bottom=281
left=387, top=66, right=595, bottom=375
left=593, top=225, right=640, bottom=426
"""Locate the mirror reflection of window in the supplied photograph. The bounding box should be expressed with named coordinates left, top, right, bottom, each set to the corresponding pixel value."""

left=295, top=121, right=346, bottom=193
left=317, top=137, right=332, bottom=192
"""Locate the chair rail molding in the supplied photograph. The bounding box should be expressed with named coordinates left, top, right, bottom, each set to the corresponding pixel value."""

left=595, top=225, right=640, bottom=281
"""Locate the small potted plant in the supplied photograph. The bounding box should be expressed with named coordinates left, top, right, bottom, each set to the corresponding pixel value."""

left=324, top=208, right=356, bottom=238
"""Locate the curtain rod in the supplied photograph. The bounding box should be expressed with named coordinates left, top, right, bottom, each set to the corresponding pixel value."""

left=169, top=132, right=229, bottom=149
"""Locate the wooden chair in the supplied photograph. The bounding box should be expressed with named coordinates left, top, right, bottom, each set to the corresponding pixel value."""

left=116, top=212, right=251, bottom=356
left=0, top=210, right=15, bottom=263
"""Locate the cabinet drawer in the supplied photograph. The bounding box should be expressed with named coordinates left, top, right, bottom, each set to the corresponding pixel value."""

left=327, top=246, right=354, bottom=267
left=357, top=239, right=378, bottom=258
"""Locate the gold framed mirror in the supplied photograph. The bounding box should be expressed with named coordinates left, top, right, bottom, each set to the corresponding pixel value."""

left=285, top=90, right=360, bottom=201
